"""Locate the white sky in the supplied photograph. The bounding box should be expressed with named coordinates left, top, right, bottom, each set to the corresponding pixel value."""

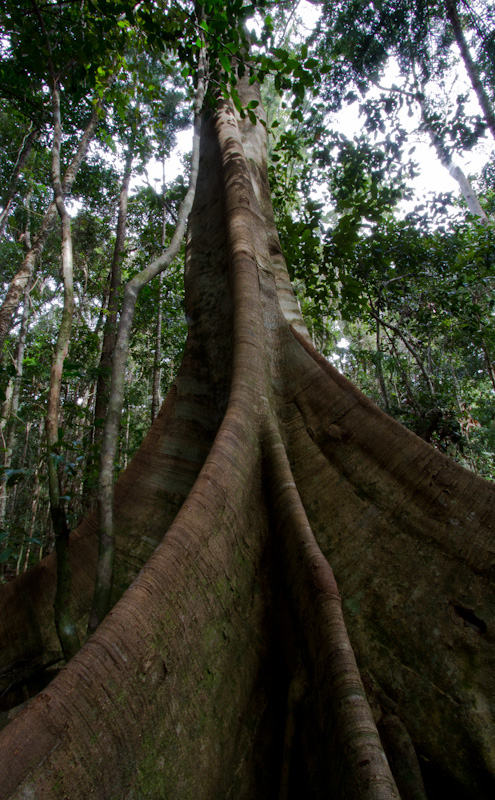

left=139, top=0, right=493, bottom=215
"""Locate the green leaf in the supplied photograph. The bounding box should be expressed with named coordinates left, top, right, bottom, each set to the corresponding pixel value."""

left=218, top=51, right=231, bottom=73
left=231, top=89, right=243, bottom=115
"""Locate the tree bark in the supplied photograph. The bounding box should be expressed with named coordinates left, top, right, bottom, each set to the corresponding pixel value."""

left=0, top=278, right=31, bottom=529
left=45, top=81, right=80, bottom=662
left=0, top=79, right=495, bottom=800
left=92, top=148, right=133, bottom=437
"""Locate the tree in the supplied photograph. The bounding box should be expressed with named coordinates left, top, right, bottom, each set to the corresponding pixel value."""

left=0, top=54, right=495, bottom=800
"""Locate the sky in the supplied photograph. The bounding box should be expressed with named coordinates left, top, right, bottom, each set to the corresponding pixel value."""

left=138, top=0, right=493, bottom=217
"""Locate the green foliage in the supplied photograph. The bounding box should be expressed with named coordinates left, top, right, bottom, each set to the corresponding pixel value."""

left=1, top=0, right=494, bottom=580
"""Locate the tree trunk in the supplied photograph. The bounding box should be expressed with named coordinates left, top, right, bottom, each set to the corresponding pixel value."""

left=0, top=278, right=31, bottom=529
left=0, top=104, right=101, bottom=360
left=417, top=89, right=489, bottom=222
left=0, top=125, right=39, bottom=242
left=444, top=0, right=495, bottom=142
left=45, top=82, right=80, bottom=662
left=0, top=80, right=495, bottom=800
left=92, top=148, right=133, bottom=437
left=151, top=272, right=163, bottom=422
left=374, top=291, right=391, bottom=413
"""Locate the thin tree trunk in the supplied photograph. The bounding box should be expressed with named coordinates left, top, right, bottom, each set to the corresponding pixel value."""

left=14, top=422, right=33, bottom=576
left=87, top=48, right=207, bottom=635
left=45, top=81, right=80, bottom=662
left=0, top=103, right=101, bottom=360
left=445, top=0, right=495, bottom=141
left=417, top=89, right=489, bottom=221
left=481, top=337, right=495, bottom=392
left=151, top=273, right=163, bottom=422
left=0, top=125, right=39, bottom=241
left=24, top=445, right=42, bottom=571
left=375, top=291, right=391, bottom=412
left=92, top=148, right=134, bottom=436
left=369, top=306, right=436, bottom=399
left=151, top=159, right=169, bottom=422
left=0, top=278, right=31, bottom=529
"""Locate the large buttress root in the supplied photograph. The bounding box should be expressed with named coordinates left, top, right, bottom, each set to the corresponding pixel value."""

left=1, top=74, right=495, bottom=800
left=264, top=418, right=400, bottom=800
left=280, top=326, right=495, bottom=798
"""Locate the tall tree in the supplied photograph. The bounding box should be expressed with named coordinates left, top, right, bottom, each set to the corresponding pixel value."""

left=0, top=60, right=495, bottom=800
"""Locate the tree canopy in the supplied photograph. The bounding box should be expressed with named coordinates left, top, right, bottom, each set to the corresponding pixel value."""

left=0, top=0, right=492, bottom=577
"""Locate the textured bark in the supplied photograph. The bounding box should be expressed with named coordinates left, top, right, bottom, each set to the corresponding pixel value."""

left=0, top=79, right=495, bottom=800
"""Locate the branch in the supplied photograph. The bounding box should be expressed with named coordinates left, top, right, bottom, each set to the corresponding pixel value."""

left=368, top=303, right=436, bottom=400
left=445, top=0, right=495, bottom=141
left=87, top=43, right=208, bottom=636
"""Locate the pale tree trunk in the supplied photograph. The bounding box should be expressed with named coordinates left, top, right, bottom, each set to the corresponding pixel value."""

left=0, top=278, right=31, bottom=529
left=0, top=104, right=101, bottom=360
left=417, top=91, right=489, bottom=222
left=92, top=148, right=133, bottom=436
left=45, top=81, right=80, bottom=662
left=87, top=49, right=206, bottom=635
left=151, top=273, right=163, bottom=422
left=373, top=75, right=490, bottom=222
left=151, top=169, right=168, bottom=423
left=0, top=125, right=39, bottom=242
left=444, top=0, right=495, bottom=141
left=81, top=148, right=134, bottom=508
left=374, top=290, right=391, bottom=413
left=0, top=78, right=495, bottom=800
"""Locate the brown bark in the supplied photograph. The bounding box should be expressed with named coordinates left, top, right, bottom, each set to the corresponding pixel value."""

left=0, top=79, right=494, bottom=800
